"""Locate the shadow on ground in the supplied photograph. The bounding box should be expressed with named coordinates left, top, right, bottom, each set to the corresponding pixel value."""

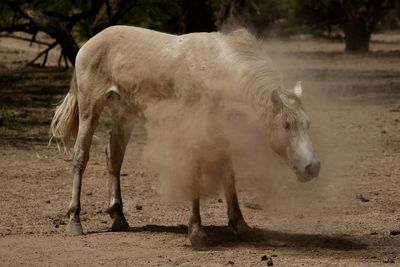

left=126, top=224, right=367, bottom=251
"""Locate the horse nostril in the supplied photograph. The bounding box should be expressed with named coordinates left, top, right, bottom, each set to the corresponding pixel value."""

left=305, top=163, right=312, bottom=174
left=305, top=160, right=320, bottom=177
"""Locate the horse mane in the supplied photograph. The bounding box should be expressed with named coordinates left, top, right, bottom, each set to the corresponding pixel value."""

left=222, top=29, right=305, bottom=127
left=223, top=29, right=283, bottom=106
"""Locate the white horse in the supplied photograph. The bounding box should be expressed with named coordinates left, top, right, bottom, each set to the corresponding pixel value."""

left=50, top=26, right=320, bottom=246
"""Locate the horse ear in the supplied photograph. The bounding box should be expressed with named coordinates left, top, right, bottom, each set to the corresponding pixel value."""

left=271, top=89, right=282, bottom=115
left=293, top=81, right=302, bottom=97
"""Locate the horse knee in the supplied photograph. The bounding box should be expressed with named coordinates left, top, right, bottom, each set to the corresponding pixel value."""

left=72, top=149, right=89, bottom=175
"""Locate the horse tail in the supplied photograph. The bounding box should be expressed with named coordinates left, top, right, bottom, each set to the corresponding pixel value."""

left=49, top=70, right=79, bottom=152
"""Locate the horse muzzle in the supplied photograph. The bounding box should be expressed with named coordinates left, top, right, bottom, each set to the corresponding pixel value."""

left=294, top=159, right=320, bottom=183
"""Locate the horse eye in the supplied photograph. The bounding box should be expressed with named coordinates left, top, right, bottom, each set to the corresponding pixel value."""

left=284, top=122, right=291, bottom=130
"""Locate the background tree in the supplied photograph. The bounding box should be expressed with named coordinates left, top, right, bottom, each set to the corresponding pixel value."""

left=1, top=0, right=399, bottom=65
left=0, top=0, right=221, bottom=66
left=298, top=0, right=398, bottom=52
left=0, top=0, right=131, bottom=66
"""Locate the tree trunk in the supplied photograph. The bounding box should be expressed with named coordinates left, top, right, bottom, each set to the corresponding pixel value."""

left=344, top=14, right=371, bottom=52
left=18, top=4, right=79, bottom=64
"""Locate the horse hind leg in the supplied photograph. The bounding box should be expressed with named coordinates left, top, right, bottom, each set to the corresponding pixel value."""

left=105, top=105, right=134, bottom=231
left=67, top=96, right=105, bottom=235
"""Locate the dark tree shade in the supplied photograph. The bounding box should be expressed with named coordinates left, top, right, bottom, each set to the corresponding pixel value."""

left=298, top=0, right=398, bottom=52
left=342, top=0, right=396, bottom=52
left=181, top=0, right=216, bottom=32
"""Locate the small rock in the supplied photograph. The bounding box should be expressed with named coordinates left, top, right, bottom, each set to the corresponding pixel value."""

left=244, top=202, right=263, bottom=210
left=381, top=130, right=387, bottom=134
left=395, top=118, right=399, bottom=123
left=228, top=261, right=234, bottom=265
left=356, top=193, right=370, bottom=202
left=383, top=258, right=395, bottom=263
left=135, top=204, right=143, bottom=211
left=45, top=200, right=51, bottom=204
left=54, top=224, right=59, bottom=228
left=261, top=255, right=273, bottom=265
left=389, top=230, right=400, bottom=236
left=370, top=231, right=378, bottom=235
left=101, top=220, right=107, bottom=224
left=120, top=173, right=128, bottom=177
left=87, top=192, right=93, bottom=196
left=261, top=255, right=268, bottom=261
left=218, top=198, right=223, bottom=203
left=96, top=210, right=103, bottom=214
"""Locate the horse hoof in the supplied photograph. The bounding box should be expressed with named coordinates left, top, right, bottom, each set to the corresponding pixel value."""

left=189, top=228, right=209, bottom=248
left=111, top=216, right=130, bottom=232
left=66, top=220, right=83, bottom=236
left=230, top=219, right=253, bottom=237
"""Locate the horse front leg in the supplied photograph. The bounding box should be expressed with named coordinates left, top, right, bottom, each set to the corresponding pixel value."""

left=188, top=198, right=207, bottom=247
left=223, top=161, right=251, bottom=236
left=105, top=113, right=133, bottom=231
left=187, top=166, right=208, bottom=247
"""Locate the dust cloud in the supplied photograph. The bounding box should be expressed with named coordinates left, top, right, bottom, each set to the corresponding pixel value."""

left=141, top=38, right=351, bottom=216
left=141, top=59, right=290, bottom=206
left=142, top=92, right=280, bottom=201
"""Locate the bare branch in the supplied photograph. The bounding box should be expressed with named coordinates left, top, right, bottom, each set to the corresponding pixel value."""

left=28, top=41, right=57, bottom=66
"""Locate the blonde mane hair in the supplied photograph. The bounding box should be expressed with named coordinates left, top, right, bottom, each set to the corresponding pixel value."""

left=223, top=29, right=284, bottom=106
left=222, top=29, right=304, bottom=129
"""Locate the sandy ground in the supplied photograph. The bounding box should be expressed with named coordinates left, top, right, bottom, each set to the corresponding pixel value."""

left=0, top=32, right=399, bottom=266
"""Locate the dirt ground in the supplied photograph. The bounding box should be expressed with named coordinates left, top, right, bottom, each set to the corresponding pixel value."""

left=0, top=31, right=399, bottom=266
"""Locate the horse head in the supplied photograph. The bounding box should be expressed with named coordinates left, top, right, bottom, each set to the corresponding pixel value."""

left=266, top=81, right=320, bottom=182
